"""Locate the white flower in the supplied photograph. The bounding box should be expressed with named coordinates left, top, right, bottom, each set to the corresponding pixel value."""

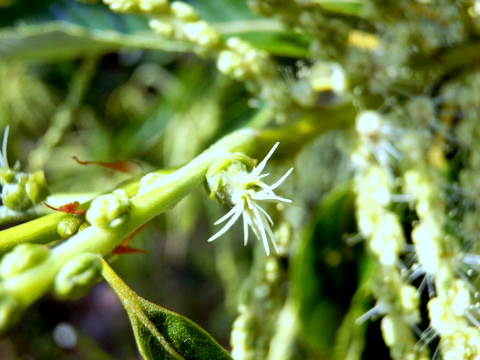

left=207, top=142, right=293, bottom=255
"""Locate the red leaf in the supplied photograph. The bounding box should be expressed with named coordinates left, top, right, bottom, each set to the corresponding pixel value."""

left=44, top=201, right=85, bottom=216
left=72, top=156, right=141, bottom=173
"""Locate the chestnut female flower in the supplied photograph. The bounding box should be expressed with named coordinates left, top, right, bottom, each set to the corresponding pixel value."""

left=207, top=143, right=293, bottom=255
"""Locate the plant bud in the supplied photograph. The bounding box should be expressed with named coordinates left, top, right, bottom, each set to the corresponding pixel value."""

left=86, top=189, right=131, bottom=228
left=57, top=215, right=86, bottom=239
left=53, top=253, right=102, bottom=299
left=0, top=243, right=50, bottom=279
left=1, top=170, right=49, bottom=211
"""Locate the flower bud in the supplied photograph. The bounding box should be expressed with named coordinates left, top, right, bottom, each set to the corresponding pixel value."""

left=57, top=215, right=86, bottom=239
left=86, top=189, right=131, bottom=228
left=53, top=253, right=102, bottom=299
left=149, top=19, right=175, bottom=37
left=139, top=0, right=168, bottom=13
left=0, top=243, right=50, bottom=279
left=104, top=0, right=168, bottom=13
left=1, top=175, right=30, bottom=210
left=184, top=21, right=221, bottom=48
left=26, top=170, right=50, bottom=205
left=1, top=170, right=49, bottom=211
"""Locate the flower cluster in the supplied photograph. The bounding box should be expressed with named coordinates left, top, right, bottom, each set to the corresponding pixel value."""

left=207, top=143, right=293, bottom=255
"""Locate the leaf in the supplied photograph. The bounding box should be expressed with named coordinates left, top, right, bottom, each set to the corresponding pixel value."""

left=0, top=22, right=192, bottom=62
left=311, top=0, right=366, bottom=16
left=291, top=181, right=363, bottom=357
left=131, top=297, right=232, bottom=360
left=193, top=0, right=257, bottom=22
left=101, top=259, right=232, bottom=360
left=231, top=30, right=310, bottom=58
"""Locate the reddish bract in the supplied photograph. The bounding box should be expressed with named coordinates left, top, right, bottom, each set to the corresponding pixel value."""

left=112, top=245, right=148, bottom=255
left=72, top=156, right=141, bottom=173
left=44, top=201, right=85, bottom=216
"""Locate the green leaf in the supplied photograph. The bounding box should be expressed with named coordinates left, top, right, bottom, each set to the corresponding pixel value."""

left=193, top=0, right=257, bottom=22
left=291, top=181, right=362, bottom=357
left=0, top=22, right=192, bottom=62
left=311, top=0, right=365, bottom=16
left=0, top=0, right=149, bottom=31
left=230, top=30, right=310, bottom=58
left=101, top=259, right=232, bottom=360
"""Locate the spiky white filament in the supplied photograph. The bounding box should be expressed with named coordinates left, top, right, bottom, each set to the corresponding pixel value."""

left=208, top=142, right=293, bottom=255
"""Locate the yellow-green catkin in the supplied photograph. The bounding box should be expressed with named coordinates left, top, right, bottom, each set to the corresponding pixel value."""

left=441, top=72, right=480, bottom=358
left=102, top=0, right=289, bottom=117
left=230, top=246, right=287, bottom=360
left=351, top=110, right=427, bottom=359
left=354, top=165, right=426, bottom=359
left=401, top=121, right=480, bottom=358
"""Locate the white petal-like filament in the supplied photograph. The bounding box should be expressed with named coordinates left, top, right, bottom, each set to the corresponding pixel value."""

left=208, top=142, right=292, bottom=255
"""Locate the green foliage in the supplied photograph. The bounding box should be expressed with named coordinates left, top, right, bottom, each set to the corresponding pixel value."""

left=102, top=259, right=232, bottom=360
left=292, top=182, right=361, bottom=357
left=0, top=23, right=191, bottom=62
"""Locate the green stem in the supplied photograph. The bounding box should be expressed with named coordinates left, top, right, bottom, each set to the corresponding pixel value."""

left=1, top=128, right=259, bottom=310
left=0, top=103, right=355, bottom=252
left=0, top=170, right=171, bottom=253
left=0, top=192, right=95, bottom=226
left=260, top=102, right=356, bottom=158
left=0, top=104, right=354, bottom=323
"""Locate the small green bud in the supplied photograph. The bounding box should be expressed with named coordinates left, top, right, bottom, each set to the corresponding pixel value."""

left=53, top=253, right=102, bottom=299
left=26, top=170, right=49, bottom=205
left=1, top=170, right=50, bottom=211
left=2, top=174, right=30, bottom=211
left=0, top=243, right=50, bottom=279
left=0, top=291, right=22, bottom=335
left=86, top=189, right=131, bottom=228
left=57, top=215, right=86, bottom=239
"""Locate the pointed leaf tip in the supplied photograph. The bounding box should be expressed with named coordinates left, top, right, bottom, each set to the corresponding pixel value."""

left=132, top=297, right=233, bottom=360
left=101, top=260, right=232, bottom=360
